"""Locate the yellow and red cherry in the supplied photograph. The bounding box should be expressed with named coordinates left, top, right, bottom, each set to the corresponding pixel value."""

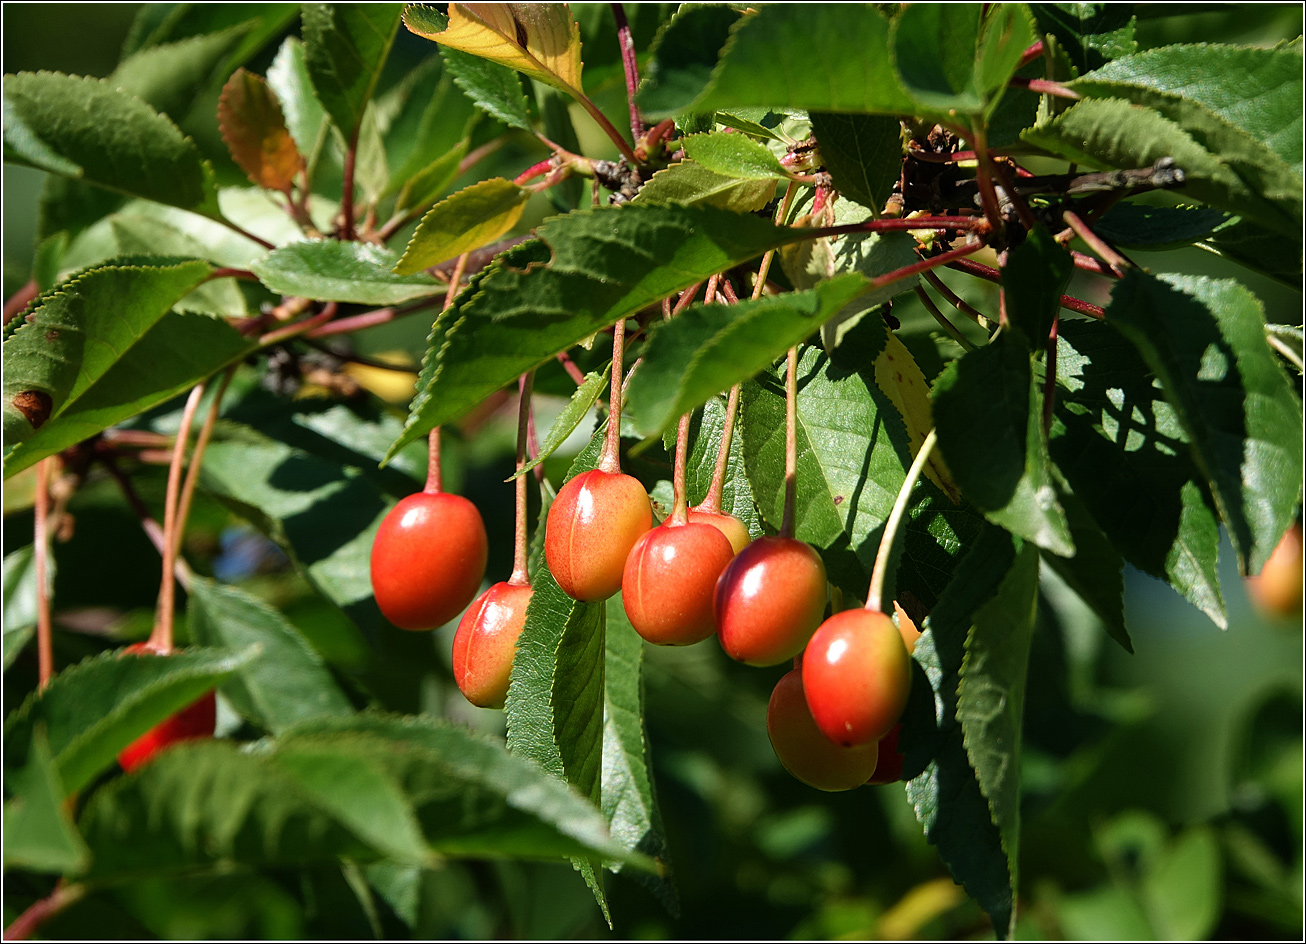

left=866, top=723, right=904, bottom=785
left=715, top=536, right=828, bottom=666
left=767, top=668, right=878, bottom=791
left=117, top=642, right=217, bottom=772
left=546, top=469, right=652, bottom=601
left=687, top=507, right=749, bottom=555
left=371, top=492, right=488, bottom=630
left=1246, top=522, right=1303, bottom=619
left=452, top=581, right=534, bottom=708
left=802, top=608, right=911, bottom=747
left=623, top=521, right=734, bottom=645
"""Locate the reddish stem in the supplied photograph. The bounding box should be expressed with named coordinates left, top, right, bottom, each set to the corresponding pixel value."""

left=969, top=124, right=1004, bottom=236
left=514, top=159, right=554, bottom=186
left=949, top=258, right=1105, bottom=318
left=307, top=298, right=442, bottom=339
left=908, top=149, right=978, bottom=164
left=259, top=302, right=338, bottom=347
left=510, top=371, right=534, bottom=585
left=1043, top=314, right=1060, bottom=435
left=671, top=411, right=691, bottom=525
left=923, top=270, right=993, bottom=329
left=701, top=383, right=740, bottom=513
left=443, top=252, right=472, bottom=313
left=798, top=216, right=981, bottom=240
left=149, top=382, right=207, bottom=652
left=612, top=3, right=645, bottom=142
left=780, top=346, right=799, bottom=539
left=34, top=458, right=53, bottom=688
left=1071, top=250, right=1119, bottom=277
left=989, top=158, right=1038, bottom=232
left=555, top=350, right=588, bottom=387
left=205, top=267, right=258, bottom=283
left=4, top=279, right=39, bottom=325
left=1018, top=40, right=1045, bottom=69
left=340, top=126, right=359, bottom=240
left=426, top=428, right=443, bottom=494
left=914, top=285, right=975, bottom=351
left=1063, top=209, right=1129, bottom=276
left=599, top=317, right=627, bottom=473
left=3, top=883, right=85, bottom=941
left=1010, top=76, right=1080, bottom=100
left=870, top=241, right=985, bottom=292
left=174, top=369, right=235, bottom=565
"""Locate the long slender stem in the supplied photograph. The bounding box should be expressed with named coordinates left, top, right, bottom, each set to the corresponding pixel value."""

left=871, top=240, right=985, bottom=291
left=1063, top=209, right=1129, bottom=275
left=988, top=158, right=1037, bottom=231
left=258, top=302, right=338, bottom=347
left=307, top=296, right=444, bottom=339
left=671, top=412, right=691, bottom=526
left=174, top=369, right=235, bottom=562
left=1017, top=40, right=1045, bottom=69
left=149, top=382, right=207, bottom=652
left=426, top=429, right=443, bottom=494
left=780, top=346, right=799, bottom=539
left=948, top=258, right=1105, bottom=318
left=1009, top=76, right=1080, bottom=99
left=700, top=384, right=740, bottom=513
left=969, top=123, right=1005, bottom=235
left=599, top=316, right=627, bottom=473
left=510, top=371, right=535, bottom=585
left=1043, top=314, right=1060, bottom=435
left=867, top=429, right=938, bottom=613
left=914, top=285, right=976, bottom=351
left=923, top=270, right=994, bottom=329
left=340, top=127, right=359, bottom=240
left=796, top=216, right=982, bottom=240
left=612, top=3, right=644, bottom=142
left=4, top=882, right=86, bottom=941
left=211, top=214, right=275, bottom=251
left=443, top=252, right=472, bottom=313
left=34, top=457, right=53, bottom=688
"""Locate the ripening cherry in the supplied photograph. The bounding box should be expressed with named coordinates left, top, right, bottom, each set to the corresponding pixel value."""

left=546, top=469, right=652, bottom=601
left=371, top=491, right=488, bottom=630
left=687, top=507, right=749, bottom=555
left=803, top=608, right=911, bottom=747
left=623, top=520, right=734, bottom=645
left=866, top=723, right=904, bottom=785
left=452, top=581, right=533, bottom=708
left=1246, top=522, right=1303, bottom=619
left=715, top=536, right=828, bottom=666
left=767, top=667, right=878, bottom=791
left=117, top=643, right=217, bottom=772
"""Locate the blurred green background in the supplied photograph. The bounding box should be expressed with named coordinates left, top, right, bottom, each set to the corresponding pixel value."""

left=2, top=4, right=1302, bottom=940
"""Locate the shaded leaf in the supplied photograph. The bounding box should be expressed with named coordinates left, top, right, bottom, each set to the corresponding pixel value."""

left=1001, top=227, right=1073, bottom=347
left=1203, top=216, right=1302, bottom=286
left=253, top=240, right=442, bottom=304
left=1042, top=487, right=1132, bottom=653
left=108, top=26, right=245, bottom=122
left=218, top=68, right=301, bottom=192
left=632, top=162, right=778, bottom=213
left=1094, top=202, right=1229, bottom=249
left=301, top=3, right=404, bottom=139
left=680, top=132, right=792, bottom=180
left=2, top=727, right=89, bottom=874
left=3, top=546, right=47, bottom=671
left=394, top=177, right=531, bottom=275
left=1030, top=3, right=1138, bottom=75
left=809, top=111, right=902, bottom=215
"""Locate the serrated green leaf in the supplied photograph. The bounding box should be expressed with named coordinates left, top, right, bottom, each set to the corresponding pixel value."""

left=809, top=112, right=902, bottom=215
left=892, top=4, right=986, bottom=116
left=3, top=71, right=219, bottom=214
left=253, top=239, right=442, bottom=304
left=4, top=646, right=256, bottom=795
left=109, top=26, right=245, bottom=123
left=394, top=177, right=531, bottom=275
left=957, top=540, right=1039, bottom=940
left=388, top=204, right=801, bottom=460
left=1094, top=202, right=1229, bottom=249
left=632, top=162, right=778, bottom=213
left=1105, top=271, right=1303, bottom=574
left=2, top=727, right=89, bottom=874
left=301, top=3, right=404, bottom=139
left=1030, top=3, right=1137, bottom=75
left=627, top=276, right=870, bottom=436
left=3, top=546, right=45, bottom=671
left=1042, top=487, right=1131, bottom=652
left=1203, top=217, right=1302, bottom=285
left=1050, top=318, right=1227, bottom=627
left=121, top=2, right=300, bottom=78
left=933, top=333, right=1075, bottom=555
left=511, top=368, right=609, bottom=481
left=267, top=36, right=330, bottom=163
left=1001, top=228, right=1072, bottom=348
left=680, top=132, right=792, bottom=180
left=187, top=577, right=355, bottom=734
left=395, top=142, right=472, bottom=216
left=382, top=58, right=478, bottom=187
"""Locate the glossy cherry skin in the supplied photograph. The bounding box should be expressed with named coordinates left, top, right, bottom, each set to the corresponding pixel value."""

left=623, top=521, right=734, bottom=645
left=803, top=608, right=911, bottom=747
left=767, top=668, right=878, bottom=791
left=117, top=643, right=217, bottom=773
left=866, top=723, right=904, bottom=785
left=452, top=581, right=534, bottom=709
left=687, top=508, right=749, bottom=555
left=546, top=469, right=652, bottom=602
left=715, top=536, right=828, bottom=666
left=371, top=492, right=488, bottom=631
left=1246, top=523, right=1303, bottom=618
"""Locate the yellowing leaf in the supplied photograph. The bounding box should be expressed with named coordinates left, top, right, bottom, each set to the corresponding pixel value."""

left=874, top=331, right=961, bottom=503
left=406, top=2, right=584, bottom=98
left=217, top=68, right=301, bottom=192
left=394, top=177, right=530, bottom=275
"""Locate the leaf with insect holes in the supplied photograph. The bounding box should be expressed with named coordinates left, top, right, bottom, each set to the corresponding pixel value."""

left=405, top=3, right=584, bottom=100
left=394, top=177, right=531, bottom=275
left=218, top=68, right=301, bottom=192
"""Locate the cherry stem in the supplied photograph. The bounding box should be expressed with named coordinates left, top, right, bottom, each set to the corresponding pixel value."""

left=1009, top=76, right=1080, bottom=100
left=150, top=381, right=207, bottom=652
left=426, top=429, right=443, bottom=494
left=443, top=252, right=472, bottom=314
left=701, top=383, right=740, bottom=513
left=612, top=3, right=644, bottom=142
left=671, top=280, right=704, bottom=317
left=211, top=214, right=275, bottom=251
left=3, top=882, right=86, bottom=941
left=1043, top=314, right=1060, bottom=435
left=174, top=369, right=235, bottom=569
left=1018, top=39, right=1045, bottom=69
left=968, top=123, right=1005, bottom=236
left=577, top=93, right=640, bottom=165
left=340, top=126, right=359, bottom=240
left=514, top=159, right=554, bottom=186
left=307, top=297, right=443, bottom=339
left=599, top=316, right=626, bottom=473
left=780, top=346, right=799, bottom=539
left=914, top=285, right=975, bottom=351
left=796, top=216, right=980, bottom=240
left=867, top=429, right=938, bottom=614
left=671, top=411, right=691, bottom=526
left=923, top=269, right=993, bottom=329
left=510, top=371, right=535, bottom=585
left=205, top=267, right=258, bottom=284
left=873, top=240, right=985, bottom=292
left=4, top=279, right=39, bottom=325
left=34, top=457, right=53, bottom=689
left=948, top=258, right=1105, bottom=318
left=1063, top=209, right=1129, bottom=275
left=258, top=302, right=338, bottom=347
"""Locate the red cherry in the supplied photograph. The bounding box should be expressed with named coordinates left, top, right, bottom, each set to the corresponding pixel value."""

left=866, top=723, right=904, bottom=785
left=452, top=581, right=534, bottom=708
left=714, top=537, right=828, bottom=666
left=117, top=643, right=217, bottom=773
left=545, top=469, right=652, bottom=601
left=802, top=609, right=911, bottom=747
left=687, top=508, right=750, bottom=555
left=767, top=668, right=878, bottom=791
left=371, top=492, right=488, bottom=631
left=623, top=521, right=734, bottom=645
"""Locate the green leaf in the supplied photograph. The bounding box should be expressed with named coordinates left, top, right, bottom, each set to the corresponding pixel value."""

left=631, top=162, right=778, bottom=213
left=382, top=58, right=478, bottom=187
left=957, top=540, right=1039, bottom=940
left=394, top=177, right=531, bottom=275
left=1205, top=217, right=1302, bottom=285
left=121, top=3, right=300, bottom=77
left=1030, top=3, right=1137, bottom=75
left=267, top=37, right=330, bottom=162
left=394, top=143, right=471, bottom=216
left=187, top=577, right=355, bottom=734
left=680, top=392, right=763, bottom=540
left=3, top=546, right=46, bottom=671
left=1105, top=271, right=1303, bottom=574
left=1050, top=318, right=1227, bottom=628
left=679, top=132, right=792, bottom=180
left=809, top=111, right=902, bottom=215
left=1000, top=228, right=1072, bottom=347
left=627, top=276, right=870, bottom=436
left=3, top=72, right=218, bottom=214
left=301, top=3, right=404, bottom=139
left=1094, top=202, right=1229, bottom=249
left=108, top=27, right=246, bottom=123
left=253, top=240, right=442, bottom=305
left=388, top=204, right=799, bottom=460
left=905, top=524, right=1020, bottom=938
left=4, top=646, right=256, bottom=795
left=638, top=4, right=914, bottom=120
left=933, top=333, right=1075, bottom=555
left=511, top=368, right=610, bottom=481
left=2, top=727, right=89, bottom=874
left=1041, top=489, right=1132, bottom=652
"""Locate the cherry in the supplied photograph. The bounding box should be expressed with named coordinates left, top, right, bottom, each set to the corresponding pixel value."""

left=117, top=643, right=217, bottom=772
left=452, top=581, right=534, bottom=708
left=767, top=668, right=878, bottom=791
left=866, top=723, right=904, bottom=785
left=623, top=521, right=734, bottom=645
left=371, top=491, right=488, bottom=631
left=1246, top=523, right=1303, bottom=619
left=802, top=608, right=911, bottom=747
left=687, top=507, right=749, bottom=555
left=715, top=536, right=828, bottom=666
left=545, top=469, right=652, bottom=601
